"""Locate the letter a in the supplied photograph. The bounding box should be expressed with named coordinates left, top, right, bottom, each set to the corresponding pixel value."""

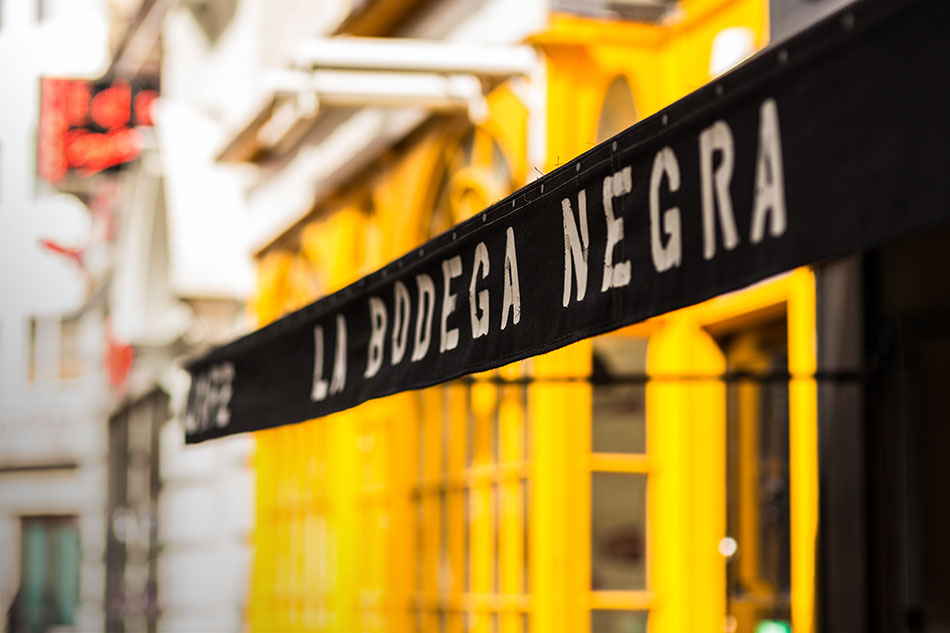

left=750, top=98, right=787, bottom=243
left=501, top=227, right=521, bottom=330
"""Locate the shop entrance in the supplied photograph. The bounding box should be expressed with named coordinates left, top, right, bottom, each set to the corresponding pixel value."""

left=584, top=268, right=815, bottom=633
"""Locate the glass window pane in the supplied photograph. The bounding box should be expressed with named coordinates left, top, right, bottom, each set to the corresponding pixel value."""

left=56, top=522, right=80, bottom=623
left=416, top=499, right=424, bottom=594
left=592, top=384, right=646, bottom=454
left=591, top=610, right=647, bottom=633
left=723, top=325, right=792, bottom=629
left=464, top=488, right=471, bottom=593
left=493, top=482, right=500, bottom=594
left=591, top=473, right=646, bottom=590
left=20, top=517, right=79, bottom=628
left=468, top=382, right=497, bottom=467
left=440, top=491, right=449, bottom=594
left=596, top=75, right=639, bottom=143
left=59, top=315, right=81, bottom=379
left=523, top=478, right=530, bottom=594
left=22, top=522, right=47, bottom=629
left=592, top=337, right=647, bottom=454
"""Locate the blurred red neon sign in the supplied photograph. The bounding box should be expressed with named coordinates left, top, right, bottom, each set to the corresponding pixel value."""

left=38, top=77, right=158, bottom=182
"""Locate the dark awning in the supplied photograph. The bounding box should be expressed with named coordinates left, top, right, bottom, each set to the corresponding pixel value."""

left=184, top=0, right=950, bottom=443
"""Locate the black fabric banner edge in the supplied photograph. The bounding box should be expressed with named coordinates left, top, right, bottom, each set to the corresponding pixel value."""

left=183, top=0, right=950, bottom=443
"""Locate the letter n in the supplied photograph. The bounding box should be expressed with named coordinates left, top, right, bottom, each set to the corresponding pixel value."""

left=562, top=190, right=589, bottom=307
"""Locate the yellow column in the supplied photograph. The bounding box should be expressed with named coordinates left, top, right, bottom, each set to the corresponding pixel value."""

left=387, top=393, right=418, bottom=633
left=529, top=342, right=591, bottom=633
left=419, top=388, right=443, bottom=633
left=788, top=268, right=818, bottom=633
left=647, top=317, right=726, bottom=633
left=499, top=362, right=526, bottom=633
left=470, top=379, right=496, bottom=633
left=445, top=383, right=468, bottom=633
left=330, top=411, right=359, bottom=632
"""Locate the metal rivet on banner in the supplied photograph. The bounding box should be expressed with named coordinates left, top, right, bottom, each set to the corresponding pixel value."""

left=452, top=231, right=457, bottom=241
left=419, top=248, right=424, bottom=257
left=842, top=12, right=855, bottom=30
left=661, top=114, right=669, bottom=126
left=612, top=141, right=618, bottom=151
left=778, top=48, right=788, bottom=65
left=483, top=213, right=488, bottom=221
left=540, top=183, right=544, bottom=193
left=512, top=199, right=516, bottom=208
left=576, top=163, right=581, bottom=172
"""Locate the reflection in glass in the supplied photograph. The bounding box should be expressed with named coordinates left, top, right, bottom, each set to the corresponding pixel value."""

left=596, top=76, right=639, bottom=143
left=591, top=473, right=647, bottom=590
left=722, top=322, right=791, bottom=633
left=592, top=337, right=648, bottom=454
left=592, top=384, right=646, bottom=454
left=591, top=610, right=647, bottom=633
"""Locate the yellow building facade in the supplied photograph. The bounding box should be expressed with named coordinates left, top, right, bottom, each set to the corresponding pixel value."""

left=247, top=2, right=818, bottom=632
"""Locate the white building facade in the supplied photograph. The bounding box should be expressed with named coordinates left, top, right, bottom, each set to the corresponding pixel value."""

left=0, top=2, right=111, bottom=632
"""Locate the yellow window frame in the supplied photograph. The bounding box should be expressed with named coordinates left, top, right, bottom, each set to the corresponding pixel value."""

left=616, top=269, right=817, bottom=633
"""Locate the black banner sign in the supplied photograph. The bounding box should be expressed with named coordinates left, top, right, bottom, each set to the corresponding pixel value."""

left=185, top=0, right=950, bottom=443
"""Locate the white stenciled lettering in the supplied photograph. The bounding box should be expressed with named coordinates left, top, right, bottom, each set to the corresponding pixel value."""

left=561, top=190, right=590, bottom=306
left=211, top=362, right=235, bottom=428
left=699, top=120, right=739, bottom=260
left=601, top=167, right=633, bottom=291
left=501, top=227, right=521, bottom=330
left=469, top=242, right=490, bottom=339
left=194, top=373, right=211, bottom=432
left=329, top=314, right=347, bottom=396
left=750, top=98, right=787, bottom=243
left=391, top=281, right=411, bottom=365
left=311, top=325, right=329, bottom=401
left=364, top=296, right=387, bottom=378
left=187, top=362, right=235, bottom=433
left=440, top=256, right=463, bottom=353
left=412, top=274, right=436, bottom=362
left=184, top=378, right=200, bottom=434
left=649, top=146, right=683, bottom=272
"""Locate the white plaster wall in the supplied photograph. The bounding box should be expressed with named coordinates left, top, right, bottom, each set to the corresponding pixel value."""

left=157, top=415, right=254, bottom=633
left=0, top=464, right=109, bottom=633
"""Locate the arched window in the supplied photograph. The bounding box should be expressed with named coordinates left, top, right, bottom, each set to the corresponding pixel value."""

left=596, top=76, right=638, bottom=144
left=426, top=126, right=513, bottom=239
